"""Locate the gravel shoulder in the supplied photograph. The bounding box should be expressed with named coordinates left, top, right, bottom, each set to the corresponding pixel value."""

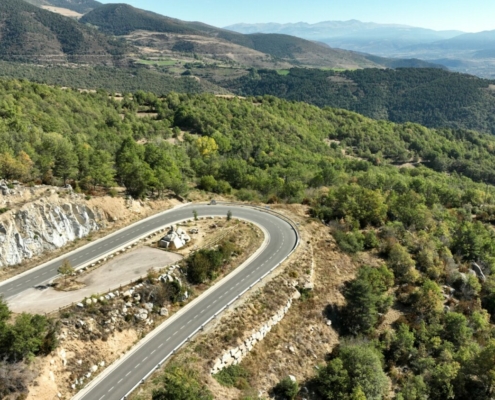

left=9, top=247, right=182, bottom=314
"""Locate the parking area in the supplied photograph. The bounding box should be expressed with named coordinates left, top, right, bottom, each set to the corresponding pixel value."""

left=8, top=247, right=182, bottom=314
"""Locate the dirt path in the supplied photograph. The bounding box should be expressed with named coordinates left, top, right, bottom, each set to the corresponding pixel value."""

left=9, top=248, right=182, bottom=314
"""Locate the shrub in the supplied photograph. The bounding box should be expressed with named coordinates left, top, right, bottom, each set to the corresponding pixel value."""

left=214, top=365, right=251, bottom=389
left=333, top=230, right=365, bottom=254
left=273, top=376, right=299, bottom=400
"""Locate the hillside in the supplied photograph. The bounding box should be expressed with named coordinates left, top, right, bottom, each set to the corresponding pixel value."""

left=226, top=20, right=463, bottom=54
left=79, top=4, right=429, bottom=70
left=225, top=67, right=495, bottom=134
left=0, top=0, right=126, bottom=64
left=225, top=20, right=495, bottom=79
left=24, top=0, right=101, bottom=14
left=4, top=78, right=495, bottom=399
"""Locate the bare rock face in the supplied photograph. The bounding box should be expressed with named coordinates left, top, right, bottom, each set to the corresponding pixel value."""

left=0, top=193, right=103, bottom=268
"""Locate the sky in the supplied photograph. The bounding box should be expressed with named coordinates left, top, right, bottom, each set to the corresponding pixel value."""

left=99, top=0, right=495, bottom=33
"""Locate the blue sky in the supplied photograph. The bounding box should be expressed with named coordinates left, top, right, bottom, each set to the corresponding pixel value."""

left=99, top=0, right=494, bottom=33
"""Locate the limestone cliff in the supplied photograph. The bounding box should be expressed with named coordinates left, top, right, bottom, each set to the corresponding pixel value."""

left=0, top=192, right=104, bottom=268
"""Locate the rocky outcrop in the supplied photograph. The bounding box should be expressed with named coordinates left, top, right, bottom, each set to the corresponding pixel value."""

left=0, top=194, right=104, bottom=268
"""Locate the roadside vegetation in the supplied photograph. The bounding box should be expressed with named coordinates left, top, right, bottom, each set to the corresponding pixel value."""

left=5, top=77, right=495, bottom=397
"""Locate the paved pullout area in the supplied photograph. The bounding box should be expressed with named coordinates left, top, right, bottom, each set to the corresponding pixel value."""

left=0, top=204, right=298, bottom=400
left=8, top=248, right=182, bottom=314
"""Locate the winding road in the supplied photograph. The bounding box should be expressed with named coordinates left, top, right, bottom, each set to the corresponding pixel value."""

left=0, top=204, right=299, bottom=400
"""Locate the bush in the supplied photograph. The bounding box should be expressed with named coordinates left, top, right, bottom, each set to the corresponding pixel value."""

left=214, top=365, right=251, bottom=389
left=152, top=365, right=213, bottom=400
left=273, top=376, right=299, bottom=400
left=364, top=231, right=380, bottom=249
left=333, top=230, right=365, bottom=254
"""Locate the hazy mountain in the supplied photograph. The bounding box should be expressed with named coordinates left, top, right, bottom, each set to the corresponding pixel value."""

left=24, top=0, right=101, bottom=14
left=225, top=20, right=463, bottom=54
left=80, top=4, right=444, bottom=70
left=80, top=4, right=383, bottom=69
left=0, top=0, right=125, bottom=64
left=225, top=21, right=495, bottom=78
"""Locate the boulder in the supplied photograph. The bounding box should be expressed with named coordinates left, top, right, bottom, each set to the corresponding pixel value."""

left=143, top=303, right=154, bottom=312
left=135, top=309, right=148, bottom=321
left=160, top=308, right=169, bottom=317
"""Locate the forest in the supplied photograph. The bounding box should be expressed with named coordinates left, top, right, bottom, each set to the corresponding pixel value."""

left=4, top=79, right=495, bottom=397
left=226, top=68, right=495, bottom=134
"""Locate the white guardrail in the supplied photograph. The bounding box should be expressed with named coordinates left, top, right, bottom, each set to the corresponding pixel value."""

left=118, top=203, right=301, bottom=400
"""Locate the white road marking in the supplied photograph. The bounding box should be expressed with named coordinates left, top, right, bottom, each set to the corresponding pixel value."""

left=143, top=357, right=148, bottom=362
left=118, top=379, right=123, bottom=384
left=125, top=371, right=131, bottom=377
left=159, top=343, right=164, bottom=347
left=108, top=386, right=114, bottom=392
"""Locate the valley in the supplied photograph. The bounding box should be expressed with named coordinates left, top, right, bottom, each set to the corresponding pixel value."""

left=2, top=1, right=495, bottom=400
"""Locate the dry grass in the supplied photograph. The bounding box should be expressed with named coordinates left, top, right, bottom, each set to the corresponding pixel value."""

left=129, top=204, right=375, bottom=399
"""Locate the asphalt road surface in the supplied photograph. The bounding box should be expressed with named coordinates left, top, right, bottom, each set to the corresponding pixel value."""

left=0, top=204, right=298, bottom=400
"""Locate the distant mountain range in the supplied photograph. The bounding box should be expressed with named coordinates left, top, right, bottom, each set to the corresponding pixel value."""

left=0, top=1, right=442, bottom=71
left=225, top=21, right=464, bottom=53
left=79, top=4, right=442, bottom=70
left=226, top=21, right=495, bottom=78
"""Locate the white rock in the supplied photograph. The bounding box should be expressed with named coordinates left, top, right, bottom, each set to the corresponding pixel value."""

left=0, top=198, right=101, bottom=268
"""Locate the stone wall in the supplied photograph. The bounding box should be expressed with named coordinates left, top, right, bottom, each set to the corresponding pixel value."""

left=210, top=289, right=301, bottom=374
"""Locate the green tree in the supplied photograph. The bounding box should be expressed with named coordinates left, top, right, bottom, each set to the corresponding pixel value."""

left=58, top=259, right=74, bottom=285
left=273, top=376, right=299, bottom=400
left=88, top=150, right=115, bottom=189
left=315, top=344, right=388, bottom=400
left=388, top=243, right=416, bottom=283
left=342, top=266, right=393, bottom=335
left=314, top=358, right=351, bottom=400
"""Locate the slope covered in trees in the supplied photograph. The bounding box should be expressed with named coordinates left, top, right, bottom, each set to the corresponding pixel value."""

left=24, top=0, right=101, bottom=14
left=3, top=80, right=495, bottom=198
left=4, top=79, right=495, bottom=397
left=0, top=0, right=125, bottom=64
left=226, top=67, right=495, bottom=134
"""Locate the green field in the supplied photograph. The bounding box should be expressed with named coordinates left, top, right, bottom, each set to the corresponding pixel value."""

left=276, top=69, right=290, bottom=76
left=137, top=59, right=178, bottom=66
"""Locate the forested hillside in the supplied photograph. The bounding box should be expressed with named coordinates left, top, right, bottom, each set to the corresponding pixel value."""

left=24, top=0, right=101, bottom=14
left=226, top=67, right=495, bottom=134
left=4, top=80, right=495, bottom=397
left=0, top=0, right=126, bottom=64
